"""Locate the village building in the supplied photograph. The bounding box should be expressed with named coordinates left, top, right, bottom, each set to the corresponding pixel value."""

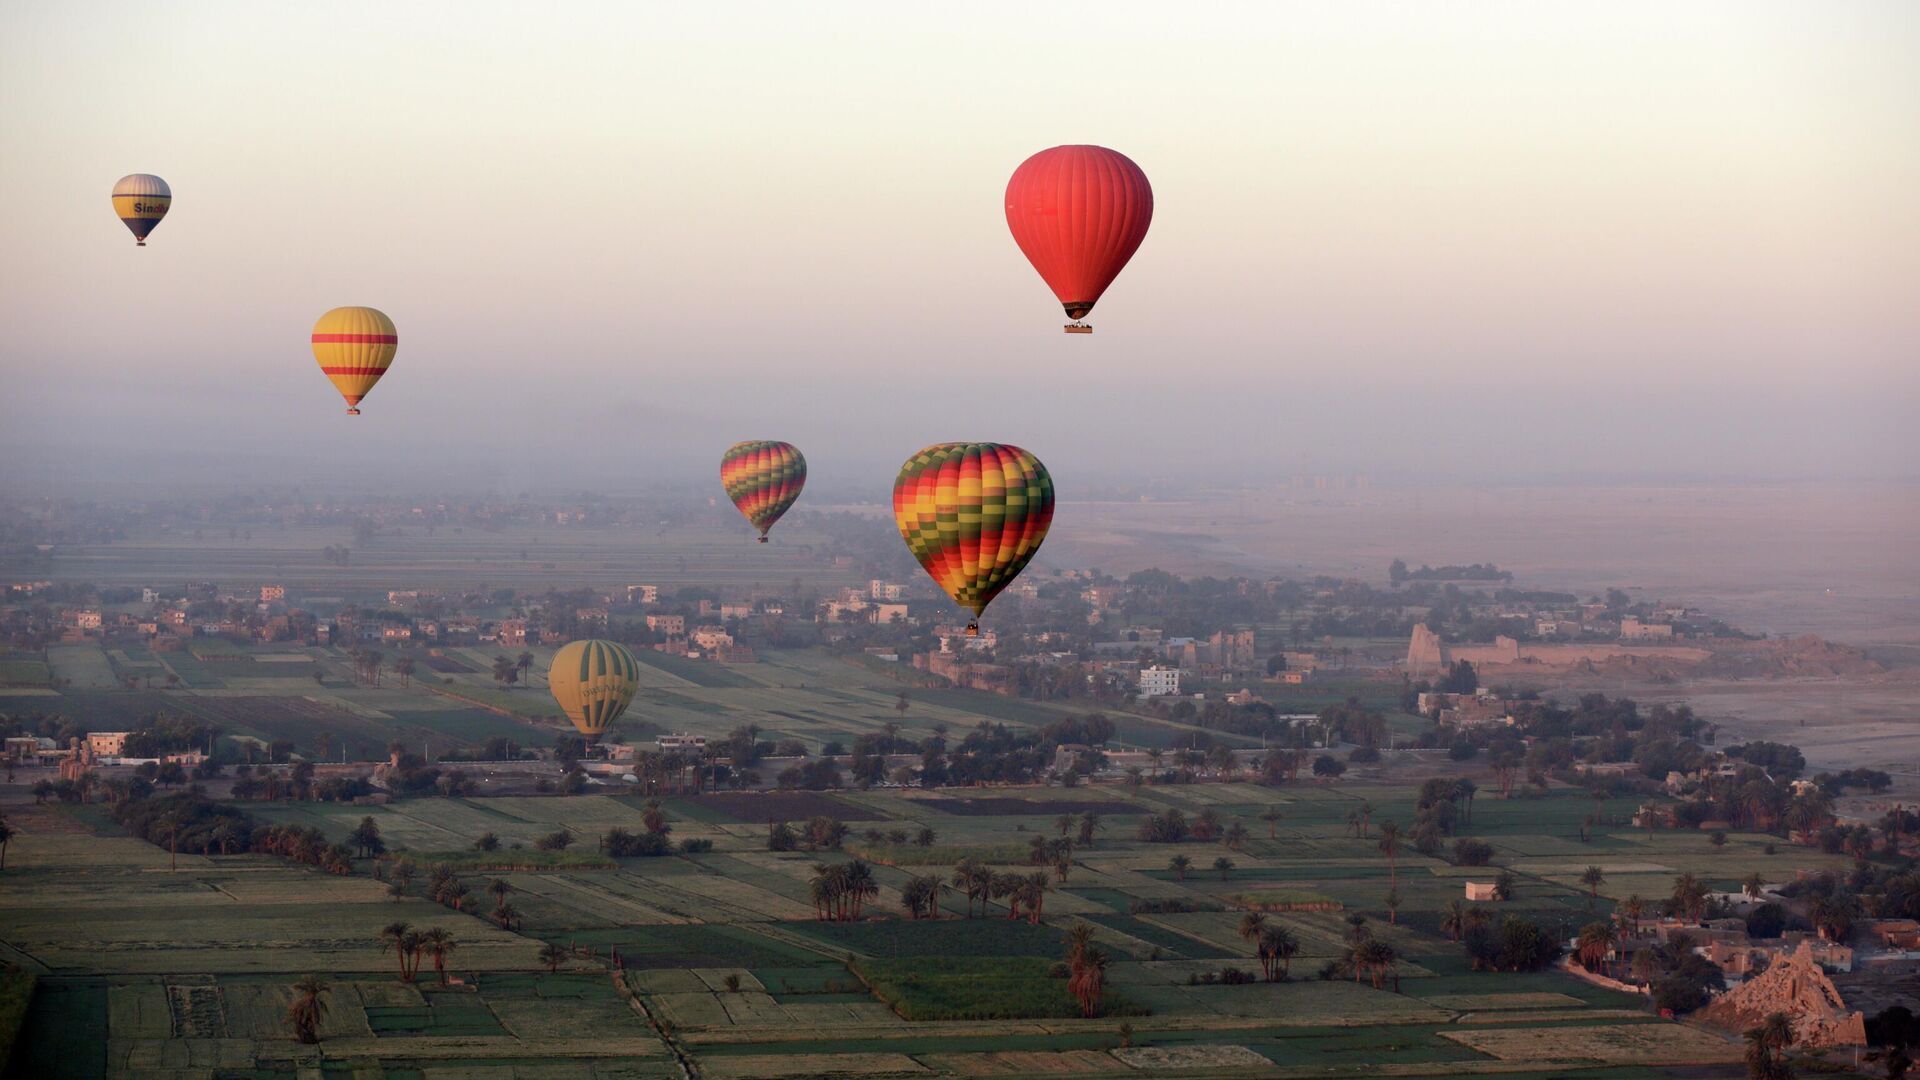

left=1138, top=665, right=1181, bottom=697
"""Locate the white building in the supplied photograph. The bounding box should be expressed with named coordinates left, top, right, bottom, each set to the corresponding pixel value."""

left=1139, top=665, right=1182, bottom=697
left=628, top=584, right=659, bottom=604
left=657, top=733, right=707, bottom=753
left=869, top=580, right=905, bottom=601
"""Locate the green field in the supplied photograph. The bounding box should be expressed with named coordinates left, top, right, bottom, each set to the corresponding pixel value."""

left=1, top=754, right=1798, bottom=1077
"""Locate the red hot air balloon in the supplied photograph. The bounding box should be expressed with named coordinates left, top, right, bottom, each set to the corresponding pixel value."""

left=1004, top=145, right=1153, bottom=333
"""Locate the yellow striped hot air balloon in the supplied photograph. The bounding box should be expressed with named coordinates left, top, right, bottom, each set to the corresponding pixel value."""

left=548, top=639, right=640, bottom=741
left=111, top=174, right=171, bottom=246
left=311, top=306, right=397, bottom=415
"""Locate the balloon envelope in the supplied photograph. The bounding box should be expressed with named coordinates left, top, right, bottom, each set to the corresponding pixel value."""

left=894, top=443, right=1053, bottom=628
left=311, top=306, right=397, bottom=415
left=112, top=174, right=171, bottom=245
left=721, top=441, right=807, bottom=540
left=548, top=639, right=639, bottom=740
left=1004, top=146, right=1153, bottom=322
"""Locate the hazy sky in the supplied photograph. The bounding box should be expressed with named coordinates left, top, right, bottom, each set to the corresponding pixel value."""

left=2, top=2, right=1916, bottom=495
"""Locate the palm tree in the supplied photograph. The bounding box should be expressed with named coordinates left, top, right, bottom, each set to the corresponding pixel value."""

left=1168, top=854, right=1192, bottom=881
left=379, top=921, right=413, bottom=982
left=1260, top=806, right=1284, bottom=839
left=1022, top=871, right=1051, bottom=924
left=1744, top=1011, right=1795, bottom=1080
left=1223, top=822, right=1249, bottom=851
left=539, top=942, right=567, bottom=974
left=1069, top=954, right=1109, bottom=1016
left=421, top=928, right=456, bottom=985
left=1579, top=865, right=1606, bottom=909
left=1377, top=821, right=1400, bottom=888
left=1441, top=899, right=1468, bottom=941
left=395, top=657, right=416, bottom=687
left=1356, top=940, right=1397, bottom=989
left=1671, top=872, right=1709, bottom=922
left=1618, top=894, right=1647, bottom=928
left=0, top=816, right=13, bottom=871
left=492, top=656, right=515, bottom=685
left=487, top=877, right=512, bottom=913
left=1384, top=888, right=1401, bottom=925
left=1075, top=814, right=1101, bottom=846
left=1742, top=872, right=1766, bottom=902
left=284, top=975, right=329, bottom=1044
left=1259, top=924, right=1300, bottom=981
left=1576, top=922, right=1617, bottom=973
left=1359, top=801, right=1374, bottom=837
left=1213, top=856, right=1235, bottom=881
left=493, top=903, right=519, bottom=931
left=843, top=860, right=879, bottom=919
left=1238, top=911, right=1267, bottom=945
left=1056, top=813, right=1075, bottom=837
left=900, top=874, right=943, bottom=919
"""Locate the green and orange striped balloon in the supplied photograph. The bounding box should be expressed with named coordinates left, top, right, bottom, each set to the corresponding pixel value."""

left=721, top=441, right=806, bottom=542
left=548, top=639, right=639, bottom=741
left=893, top=443, right=1053, bottom=632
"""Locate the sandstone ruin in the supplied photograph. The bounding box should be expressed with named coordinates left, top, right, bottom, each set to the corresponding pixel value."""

left=1699, top=940, right=1867, bottom=1048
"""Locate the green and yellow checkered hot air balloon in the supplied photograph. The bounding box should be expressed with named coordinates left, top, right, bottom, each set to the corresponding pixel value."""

left=548, top=639, right=639, bottom=741
left=893, top=443, right=1054, bottom=635
left=721, top=440, right=806, bottom=542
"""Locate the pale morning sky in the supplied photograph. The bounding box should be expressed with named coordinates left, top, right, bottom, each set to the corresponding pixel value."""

left=1, top=2, right=1915, bottom=493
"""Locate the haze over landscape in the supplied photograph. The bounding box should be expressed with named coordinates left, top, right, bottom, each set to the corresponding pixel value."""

left=3, top=4, right=1919, bottom=1080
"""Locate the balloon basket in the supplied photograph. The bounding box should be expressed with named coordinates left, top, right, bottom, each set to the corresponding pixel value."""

left=757, top=536, right=768, bottom=544
left=965, top=622, right=980, bottom=637
left=346, top=407, right=361, bottom=416
left=1064, top=322, right=1092, bottom=334
left=136, top=240, right=147, bottom=247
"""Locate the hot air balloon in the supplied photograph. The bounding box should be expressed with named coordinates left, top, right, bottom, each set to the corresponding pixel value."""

left=311, top=307, right=397, bottom=415
left=549, top=639, right=640, bottom=741
left=111, top=174, right=171, bottom=246
left=1004, top=145, right=1153, bottom=333
left=721, top=441, right=806, bottom=542
left=894, top=442, right=1053, bottom=635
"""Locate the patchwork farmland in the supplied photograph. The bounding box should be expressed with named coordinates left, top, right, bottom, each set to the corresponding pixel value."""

left=0, top=773, right=1806, bottom=1078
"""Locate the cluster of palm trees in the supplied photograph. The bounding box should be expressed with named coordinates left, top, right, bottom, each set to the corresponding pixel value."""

left=378, top=921, right=459, bottom=985
left=252, top=823, right=353, bottom=874
left=490, top=652, right=535, bottom=686
left=808, top=860, right=880, bottom=920
left=485, top=877, right=520, bottom=930
left=947, top=859, right=1052, bottom=922
left=1235, top=912, right=1301, bottom=981
left=1134, top=807, right=1249, bottom=849
left=345, top=645, right=387, bottom=686
left=1340, top=915, right=1400, bottom=989
left=1164, top=854, right=1237, bottom=882
left=1439, top=899, right=1496, bottom=943
left=1063, top=923, right=1109, bottom=1018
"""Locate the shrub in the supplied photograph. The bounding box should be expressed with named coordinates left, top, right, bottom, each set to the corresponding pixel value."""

left=1452, top=839, right=1495, bottom=866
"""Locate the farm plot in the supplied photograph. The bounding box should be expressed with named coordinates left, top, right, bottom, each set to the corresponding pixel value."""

left=1124, top=979, right=1453, bottom=1025
left=852, top=957, right=1146, bottom=1022
left=1438, top=1021, right=1741, bottom=1065
left=47, top=643, right=125, bottom=689
left=0, top=656, right=53, bottom=686
left=786, top=918, right=1104, bottom=960
left=566, top=925, right=823, bottom=970
left=671, top=791, right=886, bottom=823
